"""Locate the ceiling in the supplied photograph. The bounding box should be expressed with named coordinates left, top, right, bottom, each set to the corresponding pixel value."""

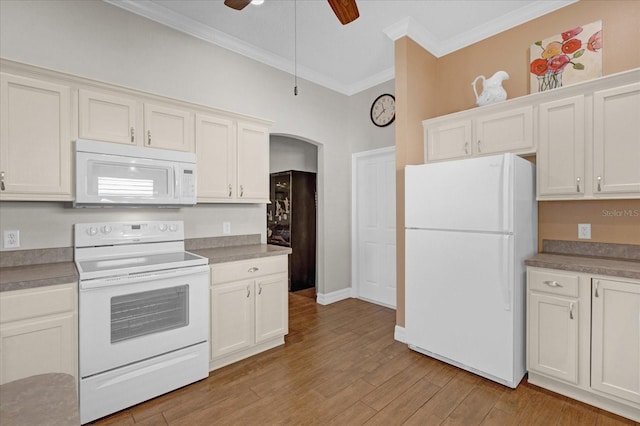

left=105, top=0, right=577, bottom=95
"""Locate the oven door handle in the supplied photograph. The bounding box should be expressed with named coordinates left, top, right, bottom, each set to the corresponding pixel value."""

left=79, top=265, right=210, bottom=290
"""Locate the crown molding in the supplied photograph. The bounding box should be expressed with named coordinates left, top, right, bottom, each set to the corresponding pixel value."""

left=103, top=0, right=354, bottom=95
left=385, top=0, right=578, bottom=57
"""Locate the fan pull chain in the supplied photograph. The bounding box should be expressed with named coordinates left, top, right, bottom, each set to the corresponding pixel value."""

left=294, top=0, right=298, bottom=96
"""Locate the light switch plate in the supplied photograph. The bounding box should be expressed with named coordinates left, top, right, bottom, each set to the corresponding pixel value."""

left=578, top=223, right=591, bottom=239
left=223, top=222, right=231, bottom=235
left=3, top=230, right=20, bottom=248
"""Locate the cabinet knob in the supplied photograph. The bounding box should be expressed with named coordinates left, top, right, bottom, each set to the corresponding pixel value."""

left=576, top=177, right=581, bottom=193
left=543, top=280, right=562, bottom=288
left=248, top=267, right=259, bottom=273
left=0, top=171, right=5, bottom=191
left=597, top=176, right=602, bottom=192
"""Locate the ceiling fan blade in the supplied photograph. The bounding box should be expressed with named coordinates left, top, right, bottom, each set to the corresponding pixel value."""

left=327, top=0, right=359, bottom=25
left=224, top=0, right=251, bottom=11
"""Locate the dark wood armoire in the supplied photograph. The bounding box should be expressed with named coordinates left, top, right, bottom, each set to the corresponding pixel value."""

left=267, top=170, right=316, bottom=292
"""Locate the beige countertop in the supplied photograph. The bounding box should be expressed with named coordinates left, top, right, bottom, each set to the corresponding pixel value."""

left=192, top=243, right=292, bottom=264
left=0, top=240, right=291, bottom=292
left=525, top=253, right=640, bottom=280
left=0, top=262, right=78, bottom=292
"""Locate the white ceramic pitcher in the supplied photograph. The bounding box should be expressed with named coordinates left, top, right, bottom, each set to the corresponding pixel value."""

left=472, top=71, right=509, bottom=106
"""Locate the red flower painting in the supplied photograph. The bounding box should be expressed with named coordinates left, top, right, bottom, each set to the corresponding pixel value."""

left=530, top=21, right=602, bottom=92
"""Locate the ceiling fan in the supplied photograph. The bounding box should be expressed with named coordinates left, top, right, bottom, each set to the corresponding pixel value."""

left=224, top=0, right=360, bottom=25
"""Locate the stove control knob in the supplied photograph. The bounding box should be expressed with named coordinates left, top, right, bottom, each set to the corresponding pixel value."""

left=86, top=226, right=98, bottom=236
left=169, top=224, right=178, bottom=232
left=101, top=225, right=112, bottom=234
left=158, top=224, right=168, bottom=232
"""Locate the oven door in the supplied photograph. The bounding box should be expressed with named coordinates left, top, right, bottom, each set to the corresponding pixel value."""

left=79, top=265, right=209, bottom=378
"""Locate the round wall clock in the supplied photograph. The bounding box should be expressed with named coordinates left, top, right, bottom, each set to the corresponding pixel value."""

left=370, top=93, right=395, bottom=127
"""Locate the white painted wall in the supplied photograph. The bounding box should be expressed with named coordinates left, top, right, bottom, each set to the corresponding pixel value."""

left=0, top=0, right=394, bottom=295
left=270, top=135, right=318, bottom=173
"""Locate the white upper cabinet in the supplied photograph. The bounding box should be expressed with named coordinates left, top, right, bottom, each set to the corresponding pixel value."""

left=592, top=83, right=640, bottom=196
left=195, top=115, right=270, bottom=203
left=78, top=89, right=194, bottom=152
left=536, top=73, right=639, bottom=200
left=475, top=106, right=534, bottom=155
left=195, top=113, right=236, bottom=201
left=78, top=89, right=139, bottom=145
left=0, top=73, right=72, bottom=200
left=537, top=96, right=585, bottom=197
left=143, top=102, right=194, bottom=152
left=424, top=104, right=534, bottom=162
left=236, top=121, right=270, bottom=202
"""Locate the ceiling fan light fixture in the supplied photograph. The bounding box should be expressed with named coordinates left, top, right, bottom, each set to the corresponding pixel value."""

left=251, top=0, right=264, bottom=5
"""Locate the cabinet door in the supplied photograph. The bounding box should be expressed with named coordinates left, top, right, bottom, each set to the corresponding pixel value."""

left=78, top=89, right=140, bottom=145
left=528, top=293, right=579, bottom=384
left=591, top=278, right=640, bottom=403
left=0, top=73, right=72, bottom=200
left=255, top=274, right=288, bottom=343
left=537, top=96, right=585, bottom=198
left=143, top=103, right=194, bottom=152
left=210, top=280, right=254, bottom=359
left=195, top=114, right=236, bottom=201
left=474, top=106, right=534, bottom=156
left=593, top=83, right=640, bottom=196
left=236, top=121, right=269, bottom=201
left=424, top=120, right=471, bottom=162
left=0, top=313, right=76, bottom=384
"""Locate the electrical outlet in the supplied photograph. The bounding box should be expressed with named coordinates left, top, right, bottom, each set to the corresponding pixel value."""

left=3, top=230, right=20, bottom=248
left=578, top=223, right=591, bottom=239
left=222, top=222, right=231, bottom=235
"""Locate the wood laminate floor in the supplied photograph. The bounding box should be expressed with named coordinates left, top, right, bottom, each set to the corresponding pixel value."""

left=92, top=293, right=637, bottom=426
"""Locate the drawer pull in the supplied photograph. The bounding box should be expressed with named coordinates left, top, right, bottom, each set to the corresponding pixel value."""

left=130, top=127, right=135, bottom=143
left=464, top=142, right=469, bottom=154
left=147, top=130, right=151, bottom=145
left=246, top=285, right=250, bottom=298
left=594, top=280, right=599, bottom=297
left=576, top=177, right=581, bottom=193
left=543, top=280, right=562, bottom=288
left=248, top=267, right=259, bottom=273
left=597, top=176, right=602, bottom=192
left=569, top=302, right=574, bottom=320
left=477, top=140, right=482, bottom=153
left=1, top=171, right=5, bottom=191
left=258, top=284, right=262, bottom=295
left=228, top=184, right=232, bottom=197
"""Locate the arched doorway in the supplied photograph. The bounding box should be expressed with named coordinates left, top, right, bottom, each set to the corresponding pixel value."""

left=269, top=135, right=320, bottom=299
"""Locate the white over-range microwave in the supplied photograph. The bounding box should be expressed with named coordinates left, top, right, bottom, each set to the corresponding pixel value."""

left=74, top=139, right=197, bottom=207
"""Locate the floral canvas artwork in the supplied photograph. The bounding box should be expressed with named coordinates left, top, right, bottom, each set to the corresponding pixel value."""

left=530, top=20, right=602, bottom=93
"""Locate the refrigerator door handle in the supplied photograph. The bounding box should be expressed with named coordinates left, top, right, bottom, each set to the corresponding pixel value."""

left=500, top=235, right=512, bottom=311
left=501, top=155, right=512, bottom=233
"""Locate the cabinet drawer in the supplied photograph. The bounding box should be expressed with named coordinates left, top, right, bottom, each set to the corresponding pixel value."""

left=0, top=283, right=76, bottom=323
left=528, top=269, right=579, bottom=298
left=211, top=256, right=287, bottom=285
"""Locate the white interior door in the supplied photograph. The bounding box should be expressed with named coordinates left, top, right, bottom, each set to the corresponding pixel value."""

left=352, top=147, right=396, bottom=308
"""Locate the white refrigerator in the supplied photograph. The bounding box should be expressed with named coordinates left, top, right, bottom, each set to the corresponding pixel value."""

left=405, top=153, right=536, bottom=388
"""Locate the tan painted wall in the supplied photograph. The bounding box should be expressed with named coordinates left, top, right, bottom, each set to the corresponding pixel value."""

left=395, top=1, right=640, bottom=327
left=394, top=37, right=437, bottom=327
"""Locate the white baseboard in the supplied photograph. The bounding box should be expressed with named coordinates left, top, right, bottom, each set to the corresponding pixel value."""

left=316, top=288, right=352, bottom=305
left=394, top=325, right=407, bottom=343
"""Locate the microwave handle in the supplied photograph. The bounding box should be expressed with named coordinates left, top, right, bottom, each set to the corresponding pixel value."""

left=175, top=166, right=181, bottom=199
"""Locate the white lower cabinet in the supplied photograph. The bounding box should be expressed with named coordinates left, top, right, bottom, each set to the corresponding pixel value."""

left=209, top=256, right=288, bottom=370
left=591, top=278, right=640, bottom=404
left=527, top=267, right=640, bottom=421
left=0, top=283, right=78, bottom=385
